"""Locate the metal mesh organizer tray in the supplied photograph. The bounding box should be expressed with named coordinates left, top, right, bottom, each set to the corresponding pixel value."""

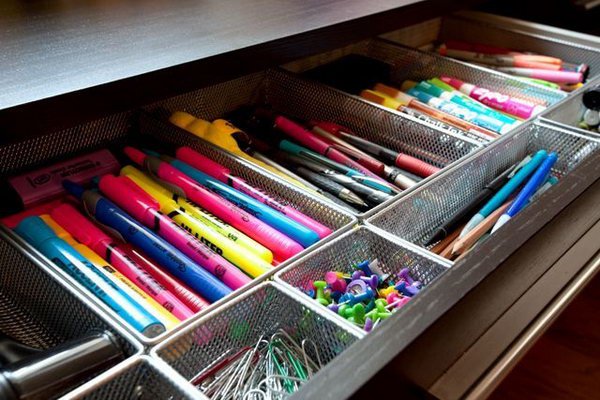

left=367, top=121, right=600, bottom=262
left=151, top=282, right=363, bottom=399
left=143, top=68, right=482, bottom=217
left=274, top=225, right=450, bottom=332
left=60, top=355, right=204, bottom=400
left=0, top=104, right=355, bottom=346
left=381, top=13, right=600, bottom=81
left=540, top=75, right=600, bottom=139
left=0, top=225, right=143, bottom=399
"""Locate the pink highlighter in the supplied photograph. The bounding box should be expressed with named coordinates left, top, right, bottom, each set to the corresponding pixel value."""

left=175, top=146, right=332, bottom=239
left=123, top=147, right=304, bottom=262
left=98, top=174, right=252, bottom=290
left=50, top=203, right=196, bottom=320
left=440, top=76, right=546, bottom=119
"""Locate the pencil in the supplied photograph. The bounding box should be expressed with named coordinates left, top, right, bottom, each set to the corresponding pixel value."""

left=452, top=201, right=511, bottom=256
left=430, top=224, right=464, bottom=255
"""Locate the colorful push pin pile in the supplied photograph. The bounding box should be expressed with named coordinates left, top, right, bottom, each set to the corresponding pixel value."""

left=307, top=259, right=421, bottom=332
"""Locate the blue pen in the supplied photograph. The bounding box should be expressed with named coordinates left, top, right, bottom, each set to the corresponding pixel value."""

left=15, top=216, right=165, bottom=337
left=492, top=152, right=558, bottom=232
left=144, top=151, right=320, bottom=247
left=63, top=181, right=232, bottom=303
left=460, top=150, right=548, bottom=237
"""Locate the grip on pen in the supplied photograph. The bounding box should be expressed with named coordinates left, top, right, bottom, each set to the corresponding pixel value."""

left=395, top=154, right=440, bottom=178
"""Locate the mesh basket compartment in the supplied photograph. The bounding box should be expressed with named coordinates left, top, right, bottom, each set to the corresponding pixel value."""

left=368, top=122, right=600, bottom=259
left=143, top=68, right=481, bottom=216
left=152, top=282, right=363, bottom=399
left=0, top=226, right=142, bottom=399
left=274, top=225, right=449, bottom=331
left=60, top=356, right=204, bottom=400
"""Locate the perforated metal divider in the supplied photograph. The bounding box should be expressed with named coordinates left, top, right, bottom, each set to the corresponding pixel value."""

left=152, top=282, right=363, bottom=399
left=440, top=15, right=600, bottom=80
left=362, top=39, right=566, bottom=108
left=367, top=122, right=600, bottom=257
left=541, top=75, right=600, bottom=139
left=0, top=226, right=142, bottom=398
left=143, top=68, right=481, bottom=217
left=274, top=225, right=450, bottom=332
left=60, top=356, right=205, bottom=400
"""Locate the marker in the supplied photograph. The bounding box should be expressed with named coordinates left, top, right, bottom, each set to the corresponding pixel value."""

left=15, top=216, right=165, bottom=337
left=460, top=150, right=548, bottom=237
left=98, top=175, right=255, bottom=288
left=50, top=203, right=196, bottom=320
left=124, top=147, right=304, bottom=262
left=440, top=76, right=546, bottom=119
left=492, top=153, right=558, bottom=232
left=63, top=181, right=232, bottom=303
left=0, top=149, right=120, bottom=216
left=366, top=86, right=499, bottom=139
left=118, top=167, right=274, bottom=278
left=41, top=215, right=181, bottom=329
left=125, top=247, right=210, bottom=313
left=334, top=133, right=441, bottom=178
left=493, top=67, right=583, bottom=84
left=273, top=116, right=386, bottom=181
left=174, top=147, right=332, bottom=239
left=152, top=153, right=320, bottom=247
left=121, top=165, right=273, bottom=263
left=424, top=163, right=517, bottom=246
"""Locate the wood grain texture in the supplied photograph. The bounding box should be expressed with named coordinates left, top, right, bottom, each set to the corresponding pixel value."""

left=490, top=275, right=600, bottom=400
left=0, top=0, right=480, bottom=141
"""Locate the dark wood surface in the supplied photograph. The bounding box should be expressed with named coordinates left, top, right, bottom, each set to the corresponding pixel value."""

left=490, top=273, right=600, bottom=400
left=0, top=0, right=479, bottom=142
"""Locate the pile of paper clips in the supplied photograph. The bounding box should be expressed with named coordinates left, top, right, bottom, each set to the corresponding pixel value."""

left=191, top=329, right=323, bottom=399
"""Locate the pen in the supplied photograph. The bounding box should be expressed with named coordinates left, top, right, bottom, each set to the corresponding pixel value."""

left=492, top=153, right=558, bottom=232
left=273, top=116, right=385, bottom=181
left=294, top=167, right=368, bottom=210
left=152, top=152, right=320, bottom=248
left=280, top=154, right=393, bottom=207
left=279, top=140, right=398, bottom=195
left=120, top=167, right=274, bottom=275
left=15, top=216, right=166, bottom=336
left=493, top=67, right=583, bottom=84
left=98, top=174, right=255, bottom=288
left=460, top=150, right=548, bottom=237
left=174, top=146, right=332, bottom=239
left=121, top=166, right=273, bottom=263
left=335, top=133, right=441, bottom=178
left=50, top=203, right=195, bottom=320
left=423, top=163, right=517, bottom=246
left=124, top=147, right=304, bottom=262
left=63, top=181, right=232, bottom=303
left=41, top=215, right=181, bottom=329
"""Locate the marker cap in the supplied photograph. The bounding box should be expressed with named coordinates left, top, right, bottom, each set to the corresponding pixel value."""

left=15, top=216, right=57, bottom=248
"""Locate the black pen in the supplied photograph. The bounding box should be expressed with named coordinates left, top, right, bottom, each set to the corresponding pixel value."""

left=293, top=167, right=369, bottom=210
left=423, top=162, right=518, bottom=246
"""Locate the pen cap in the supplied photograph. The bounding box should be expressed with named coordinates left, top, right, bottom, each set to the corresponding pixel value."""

left=175, top=146, right=230, bottom=183
left=119, top=166, right=175, bottom=206
left=583, top=86, right=600, bottom=111
left=50, top=203, right=110, bottom=249
left=400, top=80, right=418, bottom=92
left=98, top=175, right=159, bottom=222
left=14, top=216, right=58, bottom=248
left=274, top=116, right=329, bottom=153
left=360, top=90, right=402, bottom=109
left=415, top=81, right=444, bottom=97
left=407, top=89, right=434, bottom=104
left=440, top=76, right=465, bottom=90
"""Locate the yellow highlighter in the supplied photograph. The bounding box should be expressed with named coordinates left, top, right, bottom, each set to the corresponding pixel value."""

left=120, top=167, right=275, bottom=275
left=169, top=112, right=316, bottom=192
left=40, top=215, right=180, bottom=330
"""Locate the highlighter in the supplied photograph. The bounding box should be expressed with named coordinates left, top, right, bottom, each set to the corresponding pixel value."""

left=121, top=166, right=272, bottom=262
left=155, top=153, right=320, bottom=247
left=121, top=166, right=274, bottom=275
left=98, top=174, right=254, bottom=288
left=124, top=147, right=304, bottom=262
left=63, top=181, right=232, bottom=303
left=40, top=215, right=181, bottom=329
left=174, top=146, right=332, bottom=239
left=14, top=216, right=165, bottom=337
left=50, top=204, right=195, bottom=320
